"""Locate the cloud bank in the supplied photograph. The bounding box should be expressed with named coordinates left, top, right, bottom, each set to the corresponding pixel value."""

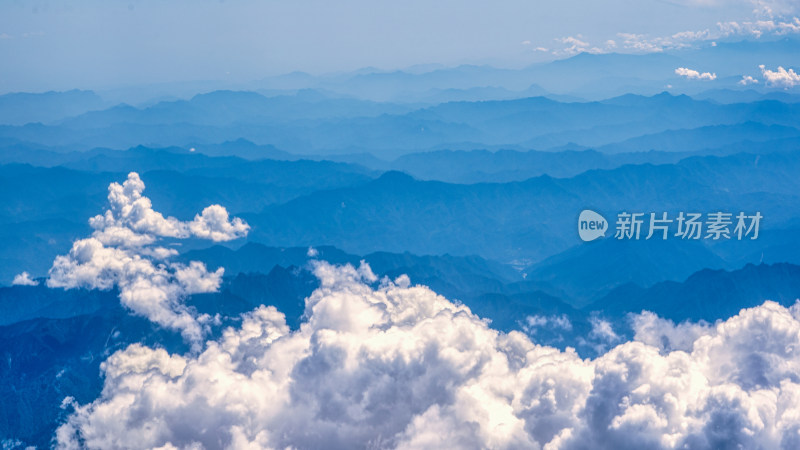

left=45, top=172, right=249, bottom=344
left=56, top=260, right=800, bottom=449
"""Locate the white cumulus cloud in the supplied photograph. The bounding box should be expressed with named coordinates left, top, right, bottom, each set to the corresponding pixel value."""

left=630, top=311, right=713, bottom=352
left=11, top=271, right=38, bottom=286
left=44, top=172, right=249, bottom=344
left=739, top=75, right=760, bottom=85
left=760, top=64, right=800, bottom=88
left=89, top=172, right=248, bottom=243
left=675, top=67, right=718, bottom=80
left=55, top=260, right=800, bottom=450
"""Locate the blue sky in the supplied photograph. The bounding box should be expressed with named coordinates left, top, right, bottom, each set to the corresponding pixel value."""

left=0, top=0, right=798, bottom=92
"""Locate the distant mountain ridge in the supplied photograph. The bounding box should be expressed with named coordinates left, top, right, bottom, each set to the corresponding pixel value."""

left=592, top=263, right=800, bottom=322
left=2, top=90, right=800, bottom=157
left=0, top=90, right=107, bottom=126
left=242, top=150, right=800, bottom=263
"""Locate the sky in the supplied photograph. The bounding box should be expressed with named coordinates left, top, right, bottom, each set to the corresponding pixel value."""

left=0, top=0, right=798, bottom=92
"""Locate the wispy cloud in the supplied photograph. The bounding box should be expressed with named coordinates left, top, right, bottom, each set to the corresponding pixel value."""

left=718, top=17, right=800, bottom=38
left=545, top=13, right=800, bottom=57
left=522, top=314, right=572, bottom=334
left=0, top=31, right=45, bottom=40
left=616, top=29, right=714, bottom=53
left=553, top=35, right=605, bottom=56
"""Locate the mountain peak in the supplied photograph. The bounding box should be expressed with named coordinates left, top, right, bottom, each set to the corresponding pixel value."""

left=375, top=170, right=415, bottom=184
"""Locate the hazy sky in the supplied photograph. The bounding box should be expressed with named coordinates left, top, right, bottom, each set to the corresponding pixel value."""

left=0, top=0, right=796, bottom=92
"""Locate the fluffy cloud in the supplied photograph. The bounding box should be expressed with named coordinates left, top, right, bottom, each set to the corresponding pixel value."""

left=11, top=271, right=38, bottom=286
left=190, top=205, right=250, bottom=242
left=759, top=64, right=800, bottom=88
left=89, top=172, right=248, bottom=243
left=739, top=75, right=760, bottom=85
left=675, top=67, right=718, bottom=80
left=589, top=317, right=620, bottom=342
left=45, top=172, right=248, bottom=344
left=630, top=311, right=713, bottom=352
left=56, top=260, right=800, bottom=449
